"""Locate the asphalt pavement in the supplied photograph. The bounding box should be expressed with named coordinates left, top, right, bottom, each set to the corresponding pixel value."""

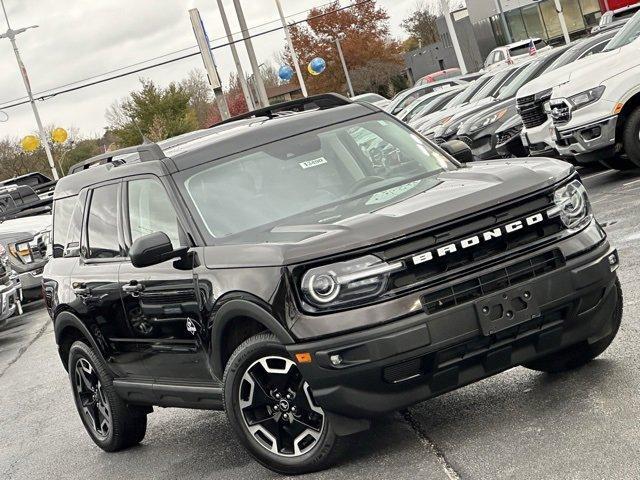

left=1, top=166, right=639, bottom=480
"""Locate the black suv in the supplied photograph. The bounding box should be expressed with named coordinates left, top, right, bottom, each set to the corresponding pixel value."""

left=44, top=95, right=622, bottom=474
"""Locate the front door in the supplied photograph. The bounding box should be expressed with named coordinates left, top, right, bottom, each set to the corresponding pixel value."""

left=118, top=176, right=211, bottom=384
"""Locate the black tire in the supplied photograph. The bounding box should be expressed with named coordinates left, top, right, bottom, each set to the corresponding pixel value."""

left=621, top=107, right=640, bottom=168
left=223, top=333, right=342, bottom=475
left=523, top=280, right=622, bottom=374
left=600, top=155, right=638, bottom=171
left=68, top=341, right=147, bottom=452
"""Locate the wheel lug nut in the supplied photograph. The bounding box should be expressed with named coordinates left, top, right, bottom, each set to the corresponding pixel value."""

left=275, top=393, right=281, bottom=399
left=283, top=413, right=289, bottom=420
left=273, top=405, right=279, bottom=411
left=286, top=393, right=293, bottom=400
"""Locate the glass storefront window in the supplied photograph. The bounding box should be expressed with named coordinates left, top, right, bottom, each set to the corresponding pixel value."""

left=539, top=0, right=563, bottom=38
left=522, top=4, right=547, bottom=39
left=580, top=0, right=602, bottom=26
left=506, top=9, right=528, bottom=41
left=561, top=0, right=586, bottom=32
left=490, top=15, right=509, bottom=45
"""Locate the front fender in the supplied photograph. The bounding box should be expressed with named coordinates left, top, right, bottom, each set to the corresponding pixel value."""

left=209, top=296, right=295, bottom=379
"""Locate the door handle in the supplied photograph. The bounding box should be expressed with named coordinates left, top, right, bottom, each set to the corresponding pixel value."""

left=122, top=283, right=145, bottom=295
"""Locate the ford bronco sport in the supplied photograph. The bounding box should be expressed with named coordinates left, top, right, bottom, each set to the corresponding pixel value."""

left=44, top=94, right=622, bottom=474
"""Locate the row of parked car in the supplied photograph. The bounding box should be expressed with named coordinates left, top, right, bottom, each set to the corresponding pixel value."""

left=377, top=10, right=640, bottom=171
left=0, top=172, right=54, bottom=328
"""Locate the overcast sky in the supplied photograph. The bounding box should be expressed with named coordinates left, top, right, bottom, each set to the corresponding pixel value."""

left=0, top=0, right=423, bottom=140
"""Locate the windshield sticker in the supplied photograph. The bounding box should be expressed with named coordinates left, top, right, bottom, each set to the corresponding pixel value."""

left=299, top=157, right=328, bottom=169
left=366, top=180, right=421, bottom=205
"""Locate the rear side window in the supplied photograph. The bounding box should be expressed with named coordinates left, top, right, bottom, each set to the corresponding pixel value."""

left=85, top=184, right=120, bottom=259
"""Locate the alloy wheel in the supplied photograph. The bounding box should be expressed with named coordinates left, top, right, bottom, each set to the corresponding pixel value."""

left=74, top=357, right=112, bottom=439
left=239, top=355, right=325, bottom=457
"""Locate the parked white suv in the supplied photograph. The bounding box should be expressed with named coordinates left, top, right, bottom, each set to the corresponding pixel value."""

left=483, top=38, right=551, bottom=71
left=521, top=12, right=640, bottom=169
left=516, top=31, right=620, bottom=157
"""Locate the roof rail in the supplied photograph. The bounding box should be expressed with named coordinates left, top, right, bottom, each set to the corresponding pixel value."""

left=67, top=141, right=166, bottom=175
left=211, top=93, right=351, bottom=127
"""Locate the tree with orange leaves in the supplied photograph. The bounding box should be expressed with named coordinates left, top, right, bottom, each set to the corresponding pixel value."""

left=285, top=1, right=406, bottom=97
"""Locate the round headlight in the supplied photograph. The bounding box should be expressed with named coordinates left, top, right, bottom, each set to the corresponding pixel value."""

left=305, top=272, right=340, bottom=304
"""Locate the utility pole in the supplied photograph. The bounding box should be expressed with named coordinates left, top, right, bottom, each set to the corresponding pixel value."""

left=274, top=0, right=307, bottom=97
left=189, top=8, right=230, bottom=120
left=233, top=0, right=269, bottom=108
left=493, top=0, right=513, bottom=44
left=215, top=0, right=254, bottom=110
left=0, top=0, right=58, bottom=180
left=332, top=33, right=354, bottom=97
left=553, top=0, right=571, bottom=45
left=439, top=0, right=467, bottom=74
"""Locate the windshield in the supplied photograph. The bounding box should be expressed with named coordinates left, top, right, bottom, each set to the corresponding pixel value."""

left=181, top=115, right=454, bottom=242
left=355, top=94, right=384, bottom=103
left=470, top=67, right=519, bottom=102
left=387, top=82, right=455, bottom=113
left=496, top=61, right=544, bottom=100
left=447, top=75, right=493, bottom=107
left=604, top=11, right=640, bottom=51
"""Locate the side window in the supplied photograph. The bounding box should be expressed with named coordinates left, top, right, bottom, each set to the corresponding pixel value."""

left=495, top=50, right=505, bottom=62
left=579, top=41, right=607, bottom=59
left=127, top=178, right=182, bottom=249
left=86, top=184, right=120, bottom=259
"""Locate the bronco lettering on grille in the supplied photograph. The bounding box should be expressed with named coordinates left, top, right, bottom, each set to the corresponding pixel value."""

left=412, top=213, right=545, bottom=265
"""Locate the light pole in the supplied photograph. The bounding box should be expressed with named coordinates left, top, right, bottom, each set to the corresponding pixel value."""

left=331, top=33, right=354, bottom=98
left=275, top=0, right=307, bottom=97
left=0, top=0, right=59, bottom=180
left=233, top=0, right=269, bottom=108
left=438, top=0, right=467, bottom=74
left=215, top=0, right=255, bottom=110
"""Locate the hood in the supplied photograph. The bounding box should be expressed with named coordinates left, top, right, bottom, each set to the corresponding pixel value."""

left=0, top=214, right=51, bottom=239
left=458, top=98, right=517, bottom=137
left=518, top=48, right=621, bottom=98
left=203, top=159, right=573, bottom=268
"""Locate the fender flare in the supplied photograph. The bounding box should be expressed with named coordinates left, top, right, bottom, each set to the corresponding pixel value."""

left=54, top=311, right=112, bottom=373
left=209, top=298, right=295, bottom=379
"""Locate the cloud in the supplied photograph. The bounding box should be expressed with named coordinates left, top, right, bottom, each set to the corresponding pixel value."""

left=0, top=0, right=415, bottom=138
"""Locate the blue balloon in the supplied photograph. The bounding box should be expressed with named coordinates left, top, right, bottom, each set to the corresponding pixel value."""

left=278, top=65, right=294, bottom=81
left=309, top=57, right=326, bottom=75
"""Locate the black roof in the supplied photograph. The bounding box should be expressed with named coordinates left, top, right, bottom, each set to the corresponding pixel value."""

left=55, top=95, right=378, bottom=199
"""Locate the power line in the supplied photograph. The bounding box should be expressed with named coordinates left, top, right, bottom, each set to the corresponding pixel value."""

left=0, top=0, right=355, bottom=110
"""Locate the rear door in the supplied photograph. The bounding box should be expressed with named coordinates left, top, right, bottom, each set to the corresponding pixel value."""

left=117, top=175, right=212, bottom=384
left=73, top=181, right=152, bottom=379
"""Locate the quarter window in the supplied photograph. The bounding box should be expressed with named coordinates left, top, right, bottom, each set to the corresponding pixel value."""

left=53, top=192, right=86, bottom=258
left=86, top=184, right=120, bottom=259
left=127, top=178, right=182, bottom=248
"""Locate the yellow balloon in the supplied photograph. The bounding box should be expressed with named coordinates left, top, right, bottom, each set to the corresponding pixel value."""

left=51, top=127, right=68, bottom=144
left=21, top=135, right=40, bottom=152
left=308, top=63, right=320, bottom=76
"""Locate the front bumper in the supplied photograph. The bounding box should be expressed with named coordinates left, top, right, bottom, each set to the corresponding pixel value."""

left=522, top=119, right=557, bottom=157
left=554, top=115, right=618, bottom=162
left=0, top=282, right=20, bottom=324
left=17, top=268, right=44, bottom=300
left=288, top=233, right=619, bottom=419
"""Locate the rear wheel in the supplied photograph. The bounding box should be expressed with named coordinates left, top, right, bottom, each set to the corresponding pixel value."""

left=223, top=333, right=341, bottom=474
left=524, top=280, right=622, bottom=373
left=68, top=341, right=147, bottom=452
left=621, top=107, right=640, bottom=168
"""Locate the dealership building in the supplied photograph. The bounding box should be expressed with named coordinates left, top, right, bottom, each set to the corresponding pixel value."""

left=468, top=0, right=605, bottom=56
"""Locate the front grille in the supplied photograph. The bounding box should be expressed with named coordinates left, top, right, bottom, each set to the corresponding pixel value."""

left=458, top=135, right=473, bottom=147
left=517, top=91, right=551, bottom=129
left=379, top=187, right=566, bottom=296
left=496, top=125, right=522, bottom=146
left=422, top=249, right=564, bottom=315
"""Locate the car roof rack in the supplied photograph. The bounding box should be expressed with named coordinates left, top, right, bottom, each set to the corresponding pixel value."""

left=212, top=93, right=351, bottom=127
left=67, top=141, right=166, bottom=175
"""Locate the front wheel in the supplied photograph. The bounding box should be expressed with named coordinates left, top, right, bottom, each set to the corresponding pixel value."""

left=523, top=280, right=622, bottom=373
left=223, top=333, right=342, bottom=475
left=621, top=107, right=640, bottom=168
left=68, top=341, right=147, bottom=452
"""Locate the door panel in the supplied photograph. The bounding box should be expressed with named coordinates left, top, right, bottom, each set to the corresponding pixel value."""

left=119, top=260, right=211, bottom=383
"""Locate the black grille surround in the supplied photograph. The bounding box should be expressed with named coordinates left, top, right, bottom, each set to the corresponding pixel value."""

left=517, top=89, right=552, bottom=129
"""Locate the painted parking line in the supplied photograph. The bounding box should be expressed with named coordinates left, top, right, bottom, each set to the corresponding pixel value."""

left=623, top=178, right=640, bottom=187
left=582, top=170, right=613, bottom=180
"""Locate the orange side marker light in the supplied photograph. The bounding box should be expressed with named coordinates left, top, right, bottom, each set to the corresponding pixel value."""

left=295, top=352, right=312, bottom=364
left=613, top=103, right=624, bottom=115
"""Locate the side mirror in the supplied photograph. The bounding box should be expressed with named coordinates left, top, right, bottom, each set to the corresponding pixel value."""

left=441, top=140, right=474, bottom=164
left=129, top=232, right=187, bottom=268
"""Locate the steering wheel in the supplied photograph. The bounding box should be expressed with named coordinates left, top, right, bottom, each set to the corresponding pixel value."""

left=348, top=176, right=385, bottom=195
